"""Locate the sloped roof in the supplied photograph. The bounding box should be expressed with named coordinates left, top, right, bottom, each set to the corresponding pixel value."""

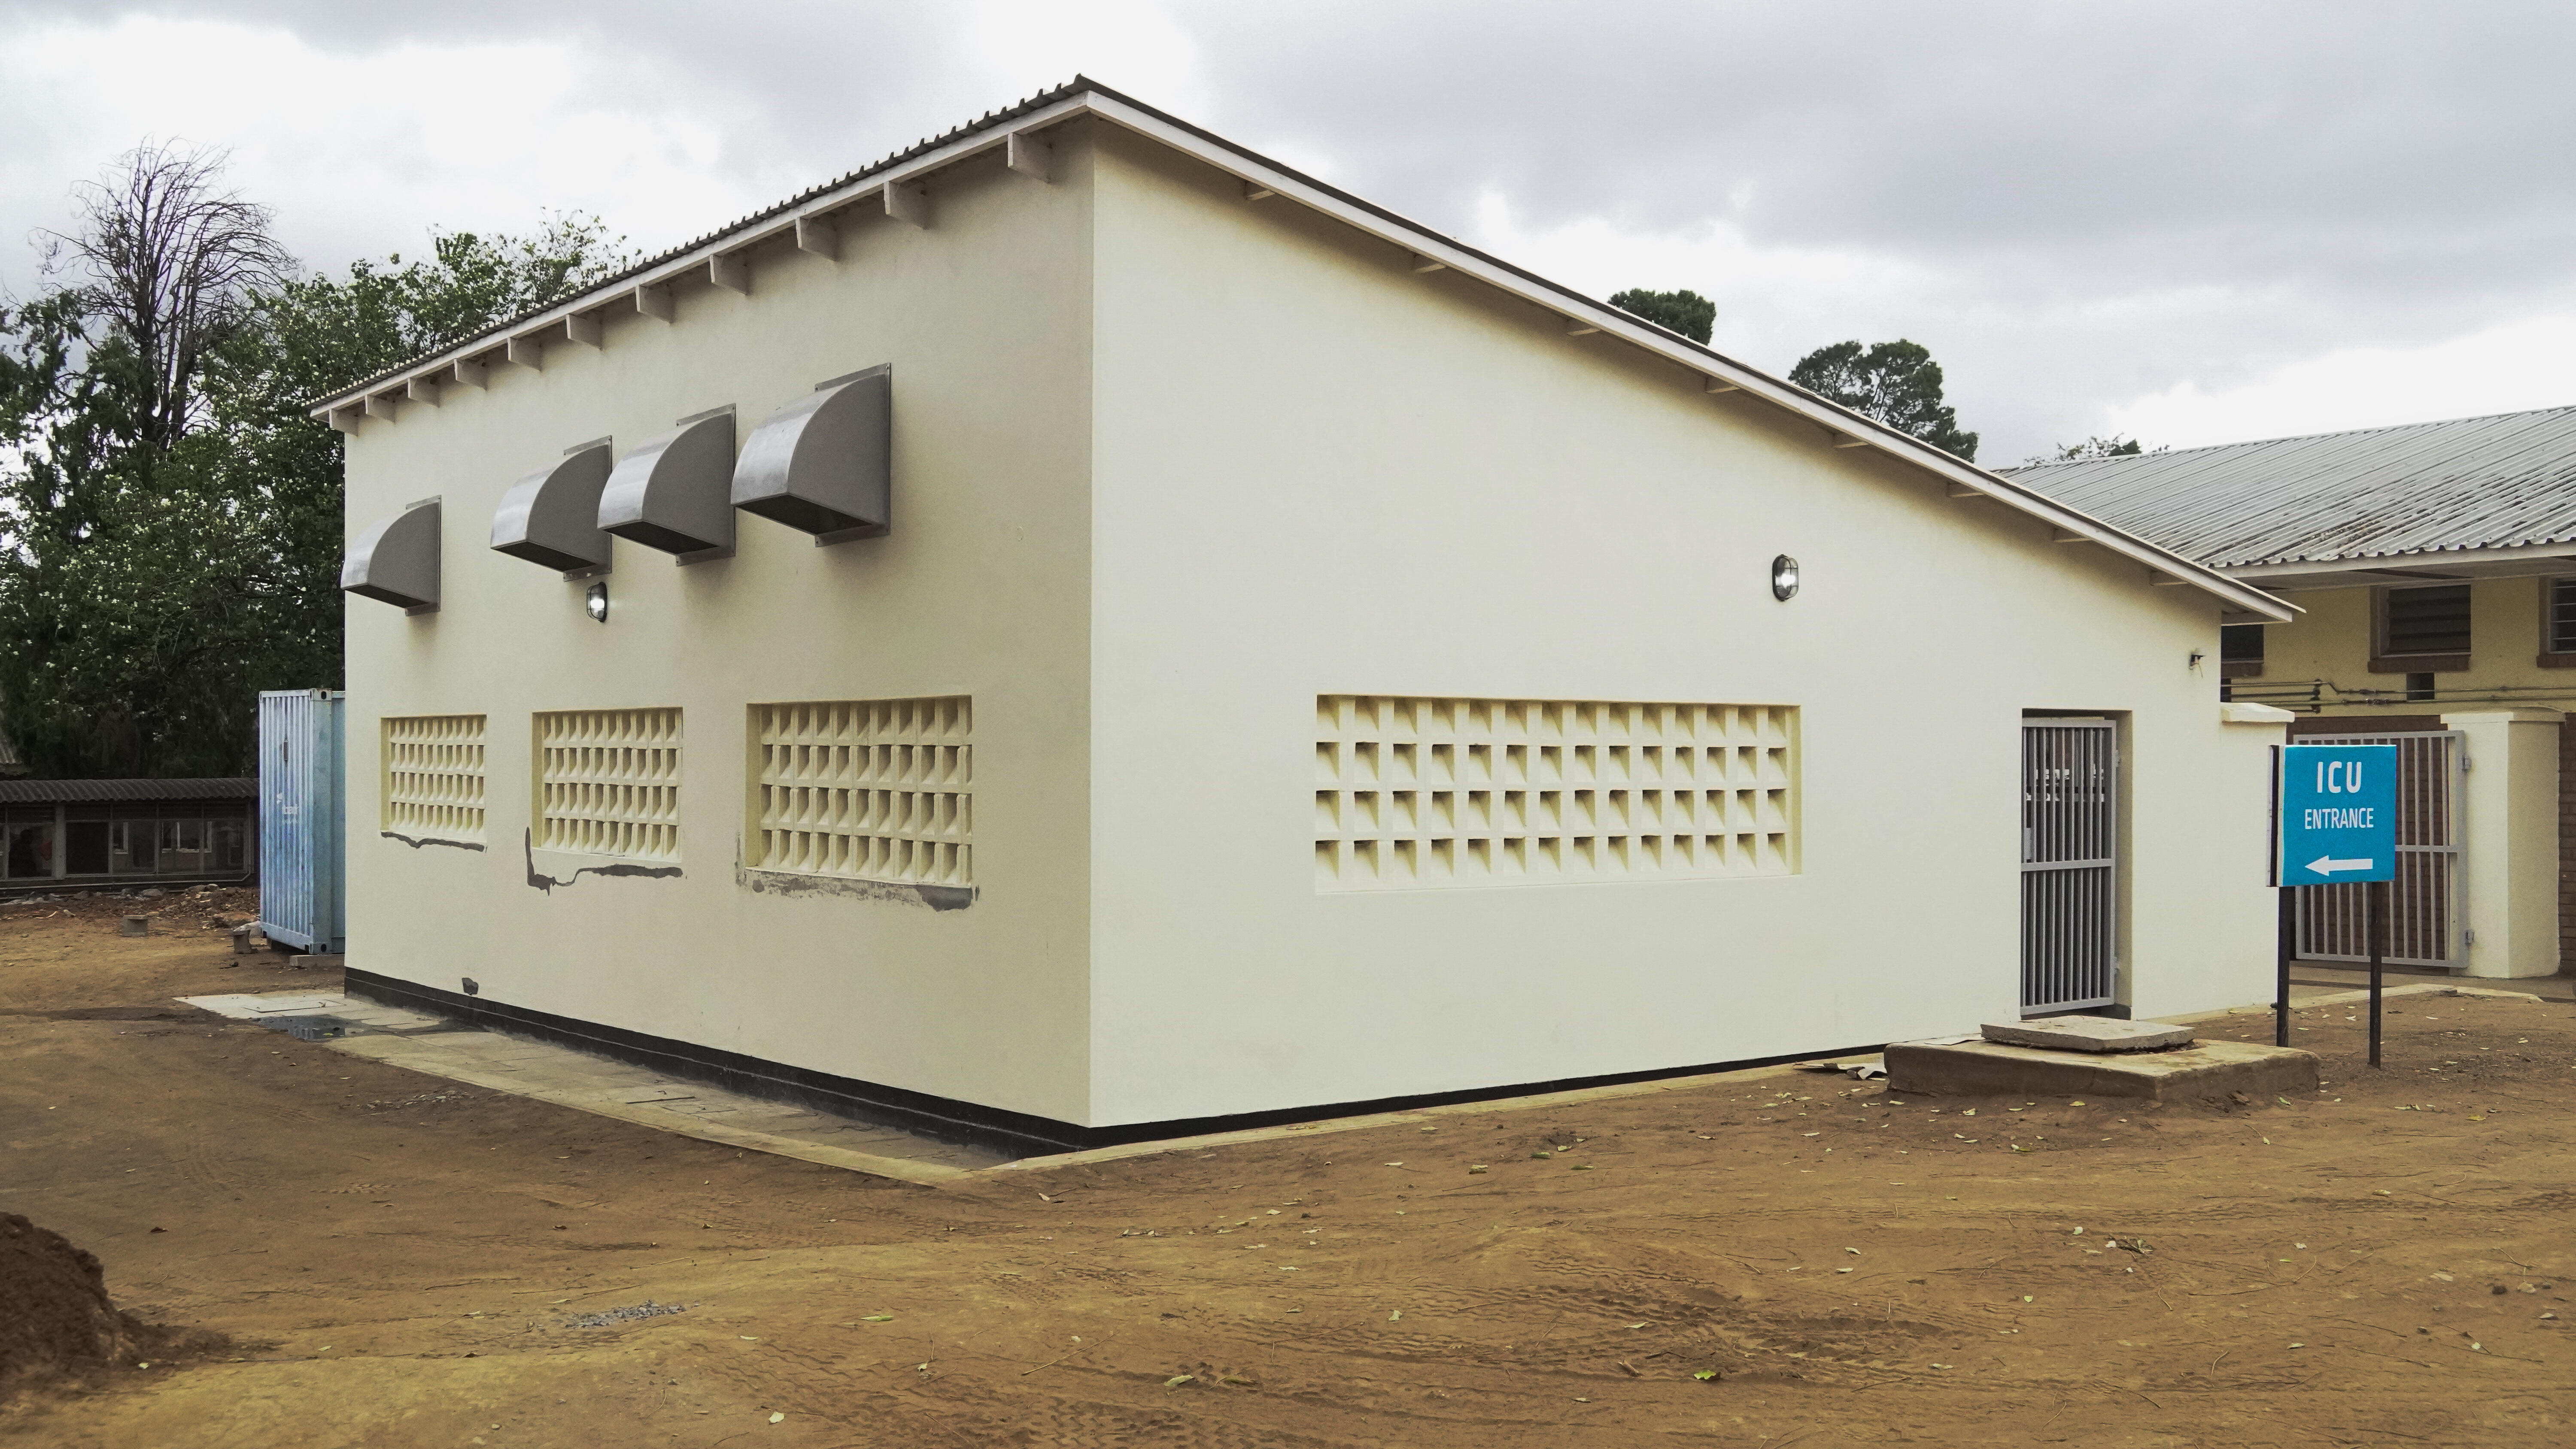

left=311, top=79, right=2291, bottom=621
left=2005, top=405, right=2576, bottom=574
left=0, top=778, right=257, bottom=805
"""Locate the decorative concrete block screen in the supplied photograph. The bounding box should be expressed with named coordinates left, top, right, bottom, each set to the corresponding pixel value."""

left=534, top=708, right=682, bottom=860
left=1315, top=695, right=1796, bottom=890
left=750, top=697, right=972, bottom=886
left=383, top=714, right=489, bottom=844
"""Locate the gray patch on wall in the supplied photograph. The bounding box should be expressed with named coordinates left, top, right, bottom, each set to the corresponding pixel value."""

left=524, top=830, right=683, bottom=894
left=383, top=831, right=485, bottom=852
left=736, top=865, right=973, bottom=912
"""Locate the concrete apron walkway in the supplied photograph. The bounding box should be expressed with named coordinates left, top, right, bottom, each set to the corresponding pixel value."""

left=177, top=992, right=1008, bottom=1185
left=2286, top=964, right=2576, bottom=1004
left=179, top=982, right=2554, bottom=1186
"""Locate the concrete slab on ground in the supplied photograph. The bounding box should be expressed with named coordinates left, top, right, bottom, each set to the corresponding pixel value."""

left=1887, top=1038, right=2320, bottom=1102
left=1982, top=1018, right=2194, bottom=1053
left=178, top=992, right=1879, bottom=1182
left=2289, top=964, right=2576, bottom=1003
left=177, top=991, right=1006, bottom=1183
left=2180, top=981, right=2552, bottom=1025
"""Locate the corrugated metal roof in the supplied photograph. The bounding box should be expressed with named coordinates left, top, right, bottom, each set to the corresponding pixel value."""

left=2005, top=405, right=2576, bottom=570
left=313, top=77, right=1096, bottom=408
left=0, top=778, right=257, bottom=805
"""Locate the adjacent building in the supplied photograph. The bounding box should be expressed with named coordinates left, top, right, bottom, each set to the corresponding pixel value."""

left=2014, top=407, right=2575, bottom=980
left=314, top=80, right=2297, bottom=1150
left=0, top=777, right=258, bottom=895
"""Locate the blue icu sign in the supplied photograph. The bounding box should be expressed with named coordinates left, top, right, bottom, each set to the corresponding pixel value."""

left=2277, top=743, right=2398, bottom=885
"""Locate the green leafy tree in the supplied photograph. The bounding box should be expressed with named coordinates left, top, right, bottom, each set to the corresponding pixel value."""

left=1788, top=339, right=1979, bottom=462
left=1608, top=288, right=1716, bottom=344
left=0, top=140, right=628, bottom=778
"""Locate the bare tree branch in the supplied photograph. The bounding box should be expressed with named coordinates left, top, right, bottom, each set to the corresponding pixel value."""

left=40, top=141, right=293, bottom=451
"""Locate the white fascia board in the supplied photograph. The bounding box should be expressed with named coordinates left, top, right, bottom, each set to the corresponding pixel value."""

left=2221, top=541, right=2576, bottom=581
left=307, top=91, right=1096, bottom=419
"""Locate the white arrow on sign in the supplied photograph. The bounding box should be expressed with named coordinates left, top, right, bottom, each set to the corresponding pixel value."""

left=2306, top=855, right=2375, bottom=876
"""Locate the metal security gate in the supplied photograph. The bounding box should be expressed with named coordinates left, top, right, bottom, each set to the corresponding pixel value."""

left=2294, top=730, right=2463, bottom=968
left=2022, top=720, right=2117, bottom=1013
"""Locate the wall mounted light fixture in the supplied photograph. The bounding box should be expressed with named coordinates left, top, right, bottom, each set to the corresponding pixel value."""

left=585, top=582, right=609, bottom=623
left=1771, top=554, right=1801, bottom=601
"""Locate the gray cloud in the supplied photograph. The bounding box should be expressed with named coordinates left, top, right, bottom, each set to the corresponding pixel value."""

left=7, top=0, right=2575, bottom=457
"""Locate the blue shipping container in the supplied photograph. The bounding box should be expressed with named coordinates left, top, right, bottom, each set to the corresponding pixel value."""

left=258, top=689, right=346, bottom=953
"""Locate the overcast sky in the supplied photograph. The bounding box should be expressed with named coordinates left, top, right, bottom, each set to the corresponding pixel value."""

left=6, top=1, right=2574, bottom=464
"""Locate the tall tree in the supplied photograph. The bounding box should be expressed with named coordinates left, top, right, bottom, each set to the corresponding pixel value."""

left=1608, top=288, right=1716, bottom=344
left=1788, top=339, right=1979, bottom=462
left=0, top=139, right=626, bottom=778
left=36, top=143, right=292, bottom=453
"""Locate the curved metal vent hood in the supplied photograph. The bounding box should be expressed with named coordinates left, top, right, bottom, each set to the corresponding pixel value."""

left=492, top=441, right=615, bottom=573
left=732, top=366, right=890, bottom=543
left=600, top=409, right=736, bottom=561
left=343, top=498, right=442, bottom=612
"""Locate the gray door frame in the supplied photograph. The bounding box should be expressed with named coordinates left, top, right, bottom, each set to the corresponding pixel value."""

left=2021, top=718, right=2119, bottom=1014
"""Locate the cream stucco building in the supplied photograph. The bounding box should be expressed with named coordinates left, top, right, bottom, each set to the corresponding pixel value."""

left=319, top=81, right=2295, bottom=1152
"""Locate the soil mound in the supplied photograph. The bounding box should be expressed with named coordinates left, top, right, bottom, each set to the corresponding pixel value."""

left=0, top=1214, right=212, bottom=1391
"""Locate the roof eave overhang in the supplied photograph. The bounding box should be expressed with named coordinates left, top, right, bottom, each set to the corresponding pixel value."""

left=309, top=87, right=1100, bottom=419
left=2222, top=540, right=2576, bottom=587
left=315, top=84, right=2294, bottom=624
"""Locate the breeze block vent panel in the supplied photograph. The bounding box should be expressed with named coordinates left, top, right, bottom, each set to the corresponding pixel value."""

left=1315, top=695, right=1796, bottom=891
left=383, top=714, right=487, bottom=844
left=535, top=707, right=682, bottom=860
left=750, top=696, right=972, bottom=887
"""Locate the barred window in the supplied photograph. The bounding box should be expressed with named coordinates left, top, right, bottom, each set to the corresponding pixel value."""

left=2380, top=584, right=2469, bottom=659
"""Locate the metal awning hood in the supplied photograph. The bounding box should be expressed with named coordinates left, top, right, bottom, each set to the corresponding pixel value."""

left=732, top=367, right=891, bottom=541
left=343, top=499, right=441, bottom=612
left=492, top=441, right=615, bottom=573
left=601, top=411, right=736, bottom=558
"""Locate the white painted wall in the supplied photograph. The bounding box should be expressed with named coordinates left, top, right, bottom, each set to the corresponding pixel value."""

left=1083, top=128, right=2284, bottom=1126
left=341, top=143, right=1099, bottom=1125
left=344, top=119, right=2288, bottom=1137
left=2442, top=709, right=2563, bottom=977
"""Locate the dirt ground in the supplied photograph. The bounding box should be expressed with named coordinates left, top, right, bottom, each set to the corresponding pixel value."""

left=3, top=893, right=2573, bottom=1448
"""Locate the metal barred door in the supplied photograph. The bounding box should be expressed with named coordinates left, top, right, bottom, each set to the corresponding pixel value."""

left=2293, top=730, right=2463, bottom=968
left=2021, top=720, right=2117, bottom=1013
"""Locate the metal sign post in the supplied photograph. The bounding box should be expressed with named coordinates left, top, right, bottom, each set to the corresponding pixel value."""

left=2275, top=743, right=2400, bottom=1066
left=2271, top=748, right=2291, bottom=1047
